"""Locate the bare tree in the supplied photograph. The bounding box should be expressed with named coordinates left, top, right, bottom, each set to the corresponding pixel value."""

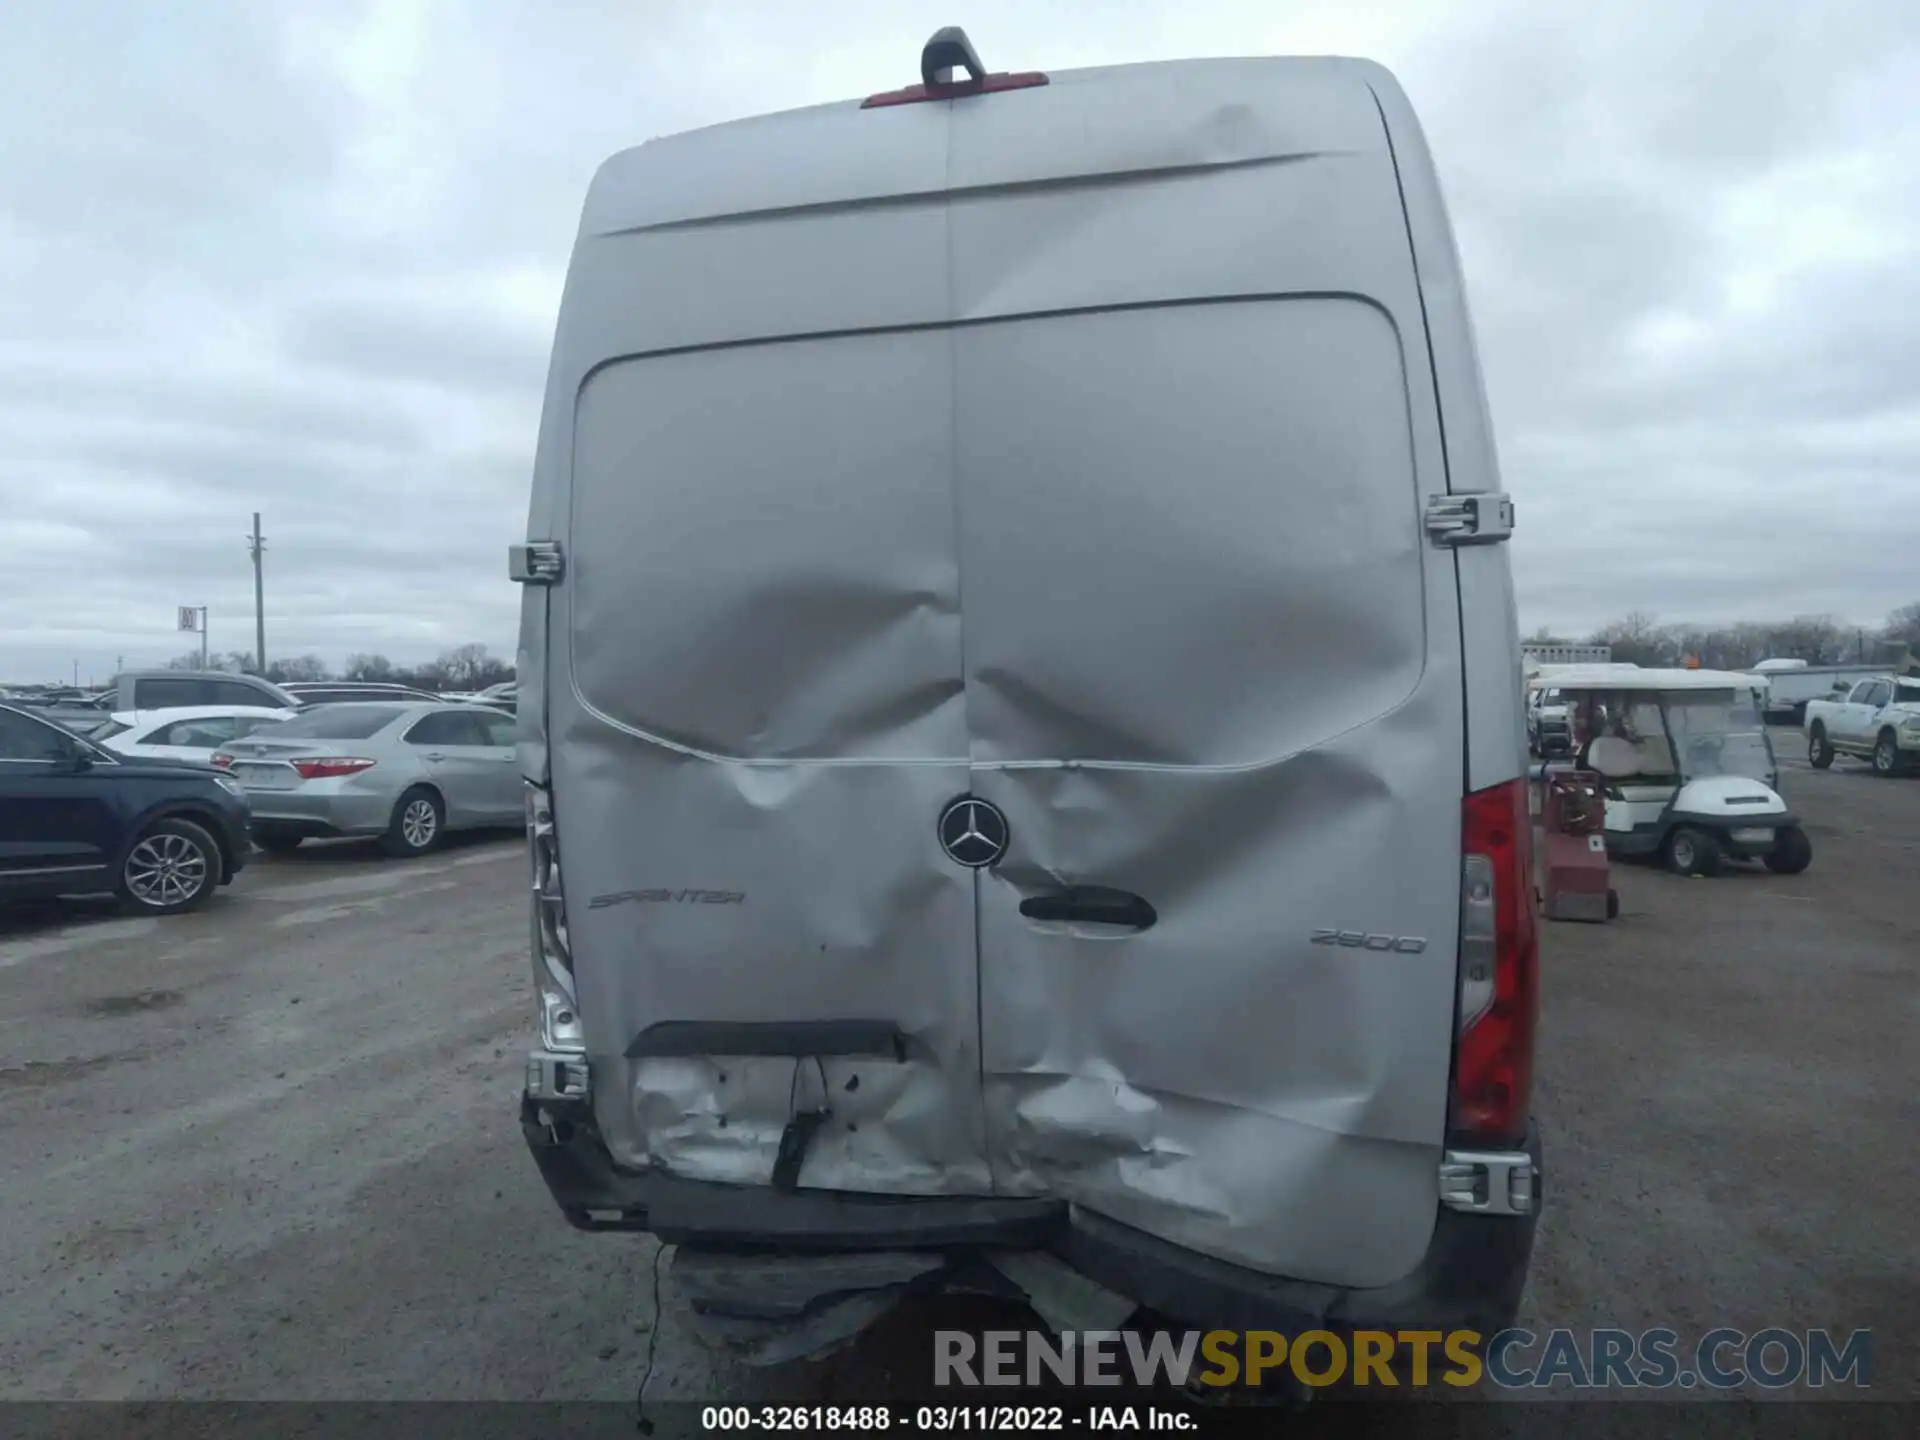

left=344, top=653, right=396, bottom=681
left=268, top=654, right=330, bottom=683
left=1881, top=602, right=1920, bottom=651
left=1765, top=615, right=1846, bottom=664
left=428, top=644, right=514, bottom=690
left=1589, top=612, right=1674, bottom=668
left=437, top=642, right=493, bottom=688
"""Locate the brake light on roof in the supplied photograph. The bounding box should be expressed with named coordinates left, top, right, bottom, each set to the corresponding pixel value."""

left=1451, top=776, right=1539, bottom=1147
left=862, top=26, right=1047, bottom=109
left=291, top=757, right=377, bottom=779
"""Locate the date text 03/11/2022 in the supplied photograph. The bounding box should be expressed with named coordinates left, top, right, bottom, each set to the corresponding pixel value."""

left=700, top=1406, right=1194, bottom=1432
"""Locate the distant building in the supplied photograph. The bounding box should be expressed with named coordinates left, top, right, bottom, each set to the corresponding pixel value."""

left=1521, top=642, right=1611, bottom=666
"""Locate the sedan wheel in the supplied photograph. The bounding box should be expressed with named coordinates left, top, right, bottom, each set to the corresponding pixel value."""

left=120, top=819, right=221, bottom=915
left=383, top=787, right=445, bottom=857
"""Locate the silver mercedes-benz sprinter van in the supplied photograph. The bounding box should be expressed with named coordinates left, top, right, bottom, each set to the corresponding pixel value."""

left=514, top=30, right=1539, bottom=1359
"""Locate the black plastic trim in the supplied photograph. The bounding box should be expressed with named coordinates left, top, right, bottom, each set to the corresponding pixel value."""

left=1018, top=887, right=1157, bottom=930
left=1667, top=809, right=1798, bottom=833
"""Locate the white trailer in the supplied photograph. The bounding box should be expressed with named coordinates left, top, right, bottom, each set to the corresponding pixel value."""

left=1749, top=663, right=1892, bottom=723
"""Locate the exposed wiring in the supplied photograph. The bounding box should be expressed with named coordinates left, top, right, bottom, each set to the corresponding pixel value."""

left=635, top=1241, right=665, bottom=1435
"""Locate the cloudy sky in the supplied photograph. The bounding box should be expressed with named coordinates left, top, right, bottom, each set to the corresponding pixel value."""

left=2, top=0, right=1916, bottom=683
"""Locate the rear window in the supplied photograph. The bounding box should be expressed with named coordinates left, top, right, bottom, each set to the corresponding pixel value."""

left=1896, top=682, right=1920, bottom=706
left=135, top=678, right=272, bottom=709
left=150, top=717, right=239, bottom=747
left=134, top=678, right=217, bottom=708
left=269, top=706, right=404, bottom=739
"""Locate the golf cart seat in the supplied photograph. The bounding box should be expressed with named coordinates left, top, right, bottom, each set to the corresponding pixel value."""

left=1588, top=735, right=1671, bottom=778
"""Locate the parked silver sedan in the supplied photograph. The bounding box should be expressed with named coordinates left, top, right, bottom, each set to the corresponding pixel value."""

left=211, top=702, right=519, bottom=857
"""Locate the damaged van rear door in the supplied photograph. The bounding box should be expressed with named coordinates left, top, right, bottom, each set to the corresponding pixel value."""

left=543, top=59, right=1466, bottom=1290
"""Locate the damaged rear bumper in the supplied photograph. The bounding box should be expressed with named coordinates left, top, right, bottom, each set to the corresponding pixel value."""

left=521, top=1093, right=1541, bottom=1340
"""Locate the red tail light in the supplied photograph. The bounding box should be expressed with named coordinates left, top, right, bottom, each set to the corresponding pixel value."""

left=1451, top=776, right=1539, bottom=1146
left=862, top=71, right=1048, bottom=108
left=291, top=757, right=376, bottom=780
left=862, top=26, right=1047, bottom=108
left=209, top=753, right=233, bottom=769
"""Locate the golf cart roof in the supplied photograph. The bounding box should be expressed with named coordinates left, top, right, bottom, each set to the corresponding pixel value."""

left=1548, top=667, right=1764, bottom=692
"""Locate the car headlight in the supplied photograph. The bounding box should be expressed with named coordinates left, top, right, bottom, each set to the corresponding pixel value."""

left=213, top=773, right=248, bottom=800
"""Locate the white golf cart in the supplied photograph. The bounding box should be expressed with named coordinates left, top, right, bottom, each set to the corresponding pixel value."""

left=1550, top=668, right=1812, bottom=877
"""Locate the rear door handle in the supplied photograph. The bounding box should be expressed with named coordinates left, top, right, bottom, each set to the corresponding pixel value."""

left=424, top=752, right=447, bottom=761
left=1018, top=887, right=1157, bottom=931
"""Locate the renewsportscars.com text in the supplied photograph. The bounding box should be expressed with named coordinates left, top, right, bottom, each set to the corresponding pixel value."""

left=935, top=1326, right=1872, bottom=1390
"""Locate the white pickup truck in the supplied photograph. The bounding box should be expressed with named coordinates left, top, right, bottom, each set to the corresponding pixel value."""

left=1803, top=675, right=1920, bottom=775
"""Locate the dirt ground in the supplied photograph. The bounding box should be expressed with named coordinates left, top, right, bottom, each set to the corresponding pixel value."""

left=1522, top=743, right=1917, bottom=1399
left=0, top=744, right=1912, bottom=1425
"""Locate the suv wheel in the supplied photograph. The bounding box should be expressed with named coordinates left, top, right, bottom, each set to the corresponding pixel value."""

left=1807, top=725, right=1833, bottom=769
left=1872, top=731, right=1901, bottom=777
left=383, top=786, right=445, bottom=857
left=119, top=818, right=222, bottom=915
left=1664, top=825, right=1721, bottom=877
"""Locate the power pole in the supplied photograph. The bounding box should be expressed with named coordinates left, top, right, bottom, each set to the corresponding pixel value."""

left=248, top=512, right=267, bottom=676
left=200, top=607, right=209, bottom=669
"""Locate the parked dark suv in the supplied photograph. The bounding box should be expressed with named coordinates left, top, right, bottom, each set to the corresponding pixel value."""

left=0, top=703, right=252, bottom=915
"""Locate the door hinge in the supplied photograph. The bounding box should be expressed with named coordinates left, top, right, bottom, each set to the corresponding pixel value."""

left=1426, top=492, right=1515, bottom=546
left=509, top=541, right=565, bottom=585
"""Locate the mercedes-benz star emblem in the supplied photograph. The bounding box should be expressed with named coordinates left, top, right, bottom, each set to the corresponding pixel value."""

left=937, top=795, right=1010, bottom=869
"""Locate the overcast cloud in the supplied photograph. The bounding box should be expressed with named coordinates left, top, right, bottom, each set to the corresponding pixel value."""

left=1, top=0, right=1916, bottom=682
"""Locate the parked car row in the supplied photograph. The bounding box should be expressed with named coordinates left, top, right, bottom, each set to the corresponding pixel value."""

left=6, top=672, right=516, bottom=724
left=215, top=702, right=520, bottom=856
left=0, top=703, right=254, bottom=916
left=0, top=696, right=522, bottom=919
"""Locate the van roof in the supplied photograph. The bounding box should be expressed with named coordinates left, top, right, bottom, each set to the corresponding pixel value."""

left=580, top=56, right=1398, bottom=237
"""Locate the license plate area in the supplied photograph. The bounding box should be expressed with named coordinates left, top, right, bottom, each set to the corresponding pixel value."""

left=236, top=764, right=298, bottom=791
left=1731, top=827, right=1775, bottom=845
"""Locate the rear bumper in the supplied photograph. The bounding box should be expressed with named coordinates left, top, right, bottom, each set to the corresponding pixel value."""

left=521, top=1094, right=1540, bottom=1338
left=245, top=789, right=393, bottom=836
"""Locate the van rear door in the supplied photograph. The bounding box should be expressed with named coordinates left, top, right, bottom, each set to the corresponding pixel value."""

left=545, top=59, right=1470, bottom=1287
left=929, top=72, right=1467, bottom=1290
left=562, top=324, right=997, bottom=1198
